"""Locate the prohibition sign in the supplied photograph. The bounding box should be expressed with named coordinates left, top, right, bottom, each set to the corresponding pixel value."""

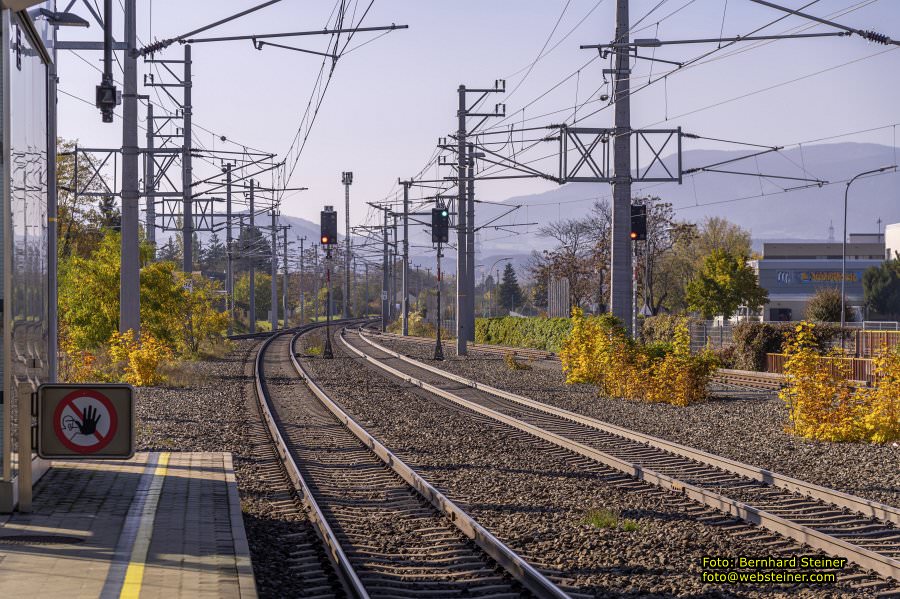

left=52, top=389, right=119, bottom=454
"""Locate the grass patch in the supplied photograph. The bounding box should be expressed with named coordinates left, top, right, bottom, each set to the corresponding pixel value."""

left=621, top=519, right=639, bottom=532
left=156, top=360, right=209, bottom=388
left=582, top=508, right=639, bottom=532
left=503, top=351, right=532, bottom=371
left=197, top=339, right=234, bottom=360
left=301, top=330, right=326, bottom=356
left=583, top=508, right=619, bottom=529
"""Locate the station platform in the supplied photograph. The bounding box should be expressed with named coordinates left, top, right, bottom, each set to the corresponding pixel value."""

left=0, top=452, right=256, bottom=599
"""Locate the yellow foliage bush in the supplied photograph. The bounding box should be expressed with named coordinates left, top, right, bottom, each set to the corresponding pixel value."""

left=561, top=309, right=716, bottom=406
left=387, top=311, right=438, bottom=338
left=779, top=321, right=900, bottom=443
left=109, top=330, right=174, bottom=386
left=60, top=343, right=103, bottom=383
left=857, top=348, right=900, bottom=443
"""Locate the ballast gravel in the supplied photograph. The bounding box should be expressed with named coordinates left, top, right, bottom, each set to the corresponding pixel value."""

left=134, top=339, right=331, bottom=598
left=298, top=330, right=881, bottom=598
left=375, top=336, right=900, bottom=510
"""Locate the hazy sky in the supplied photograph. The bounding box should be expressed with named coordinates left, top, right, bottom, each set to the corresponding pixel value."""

left=55, top=0, right=900, bottom=231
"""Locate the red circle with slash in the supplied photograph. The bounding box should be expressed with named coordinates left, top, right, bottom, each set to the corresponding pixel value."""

left=53, top=389, right=118, bottom=454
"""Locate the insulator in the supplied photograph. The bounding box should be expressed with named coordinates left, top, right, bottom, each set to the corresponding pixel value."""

left=861, top=30, right=890, bottom=45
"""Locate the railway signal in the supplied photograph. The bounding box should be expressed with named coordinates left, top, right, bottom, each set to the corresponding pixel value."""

left=321, top=206, right=337, bottom=359
left=431, top=207, right=450, bottom=244
left=321, top=207, right=338, bottom=245
left=630, top=204, right=647, bottom=241
left=430, top=204, right=449, bottom=360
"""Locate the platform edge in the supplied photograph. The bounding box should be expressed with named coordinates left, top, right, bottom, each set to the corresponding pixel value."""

left=224, top=452, right=258, bottom=599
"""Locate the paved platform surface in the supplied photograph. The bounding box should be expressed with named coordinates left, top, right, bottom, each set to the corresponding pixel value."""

left=0, top=452, right=256, bottom=599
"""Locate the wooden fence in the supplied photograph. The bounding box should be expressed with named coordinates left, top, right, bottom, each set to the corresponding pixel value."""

left=767, top=353, right=876, bottom=384
left=855, top=330, right=900, bottom=357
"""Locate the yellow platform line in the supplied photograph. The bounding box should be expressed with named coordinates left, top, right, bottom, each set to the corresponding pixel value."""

left=119, top=451, right=170, bottom=599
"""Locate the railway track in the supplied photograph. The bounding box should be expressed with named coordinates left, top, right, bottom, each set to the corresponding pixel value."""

left=239, top=334, right=341, bottom=598
left=253, top=323, right=571, bottom=598
left=368, top=330, right=788, bottom=392
left=343, top=327, right=900, bottom=590
left=368, top=331, right=560, bottom=362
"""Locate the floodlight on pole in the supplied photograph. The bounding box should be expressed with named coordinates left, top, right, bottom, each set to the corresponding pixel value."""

left=841, top=165, right=897, bottom=331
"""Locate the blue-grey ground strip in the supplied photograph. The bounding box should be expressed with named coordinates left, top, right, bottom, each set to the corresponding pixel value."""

left=99, top=451, right=160, bottom=599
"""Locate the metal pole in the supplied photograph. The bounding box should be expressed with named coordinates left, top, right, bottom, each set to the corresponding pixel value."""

left=249, top=179, right=256, bottom=334
left=283, top=227, right=289, bottom=326
left=102, top=0, right=113, bottom=89
left=324, top=249, right=334, bottom=358
left=299, top=237, right=305, bottom=324
left=364, top=261, right=369, bottom=316
left=343, top=175, right=351, bottom=318
left=842, top=183, right=849, bottom=332
left=271, top=209, right=278, bottom=331
left=145, top=103, right=156, bottom=247
left=841, top=166, right=896, bottom=332
left=382, top=209, right=389, bottom=331
left=612, top=0, right=633, bottom=335
left=456, top=85, right=468, bottom=355
left=48, top=34, right=58, bottom=383
left=632, top=241, right=638, bottom=338
left=225, top=164, right=233, bottom=335
left=402, top=181, right=410, bottom=335
left=120, top=0, right=140, bottom=336
left=434, top=243, right=444, bottom=360
left=391, top=215, right=398, bottom=320
left=182, top=44, right=193, bottom=273
left=466, top=143, right=476, bottom=340
left=313, top=245, right=319, bottom=321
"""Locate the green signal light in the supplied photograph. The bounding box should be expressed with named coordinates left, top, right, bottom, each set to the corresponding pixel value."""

left=441, top=210, right=448, bottom=217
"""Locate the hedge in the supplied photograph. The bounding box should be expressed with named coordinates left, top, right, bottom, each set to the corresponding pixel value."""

left=640, top=314, right=701, bottom=345
left=732, top=321, right=842, bottom=371
left=475, top=317, right=572, bottom=353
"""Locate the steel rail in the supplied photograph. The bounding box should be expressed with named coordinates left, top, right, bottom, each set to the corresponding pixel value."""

left=346, top=329, right=900, bottom=581
left=359, top=331, right=898, bottom=525
left=369, top=331, right=789, bottom=391
left=290, top=327, right=571, bottom=599
left=254, top=323, right=369, bottom=599
left=370, top=330, right=560, bottom=361
left=712, top=369, right=784, bottom=390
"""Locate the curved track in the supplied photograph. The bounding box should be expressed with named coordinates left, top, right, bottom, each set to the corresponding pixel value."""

left=253, top=323, right=570, bottom=598
left=343, top=327, right=900, bottom=587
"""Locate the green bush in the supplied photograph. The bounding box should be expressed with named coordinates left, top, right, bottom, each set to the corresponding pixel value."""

left=475, top=317, right=572, bottom=352
left=644, top=341, right=673, bottom=360
left=731, top=321, right=843, bottom=371
left=712, top=344, right=738, bottom=369
left=640, top=314, right=700, bottom=345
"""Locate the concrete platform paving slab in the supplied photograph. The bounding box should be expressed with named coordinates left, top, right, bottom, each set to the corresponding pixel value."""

left=0, top=452, right=256, bottom=599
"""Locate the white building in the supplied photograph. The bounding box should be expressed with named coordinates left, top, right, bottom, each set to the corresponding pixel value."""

left=886, top=223, right=900, bottom=260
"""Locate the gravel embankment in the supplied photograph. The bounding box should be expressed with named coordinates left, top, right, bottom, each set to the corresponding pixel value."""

left=136, top=340, right=331, bottom=598
left=300, top=330, right=880, bottom=598
left=374, top=336, right=900, bottom=510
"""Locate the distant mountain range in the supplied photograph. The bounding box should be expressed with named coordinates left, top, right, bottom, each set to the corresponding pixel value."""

left=169, top=142, right=899, bottom=278
left=479, top=141, right=899, bottom=250
left=465, top=141, right=900, bottom=276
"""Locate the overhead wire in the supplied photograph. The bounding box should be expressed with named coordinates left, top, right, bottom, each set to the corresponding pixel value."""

left=469, top=0, right=885, bottom=182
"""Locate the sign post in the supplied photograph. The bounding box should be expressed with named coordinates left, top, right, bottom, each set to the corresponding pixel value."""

left=37, top=384, right=135, bottom=459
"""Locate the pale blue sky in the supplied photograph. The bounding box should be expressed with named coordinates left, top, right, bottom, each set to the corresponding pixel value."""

left=55, top=0, right=900, bottom=230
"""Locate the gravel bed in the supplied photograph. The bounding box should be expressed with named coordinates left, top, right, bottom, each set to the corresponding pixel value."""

left=375, top=336, right=900, bottom=510
left=136, top=340, right=331, bottom=598
left=299, top=330, right=878, bottom=598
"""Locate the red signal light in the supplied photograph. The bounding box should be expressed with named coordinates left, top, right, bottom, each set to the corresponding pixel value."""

left=321, top=236, right=329, bottom=244
left=629, top=232, right=638, bottom=240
